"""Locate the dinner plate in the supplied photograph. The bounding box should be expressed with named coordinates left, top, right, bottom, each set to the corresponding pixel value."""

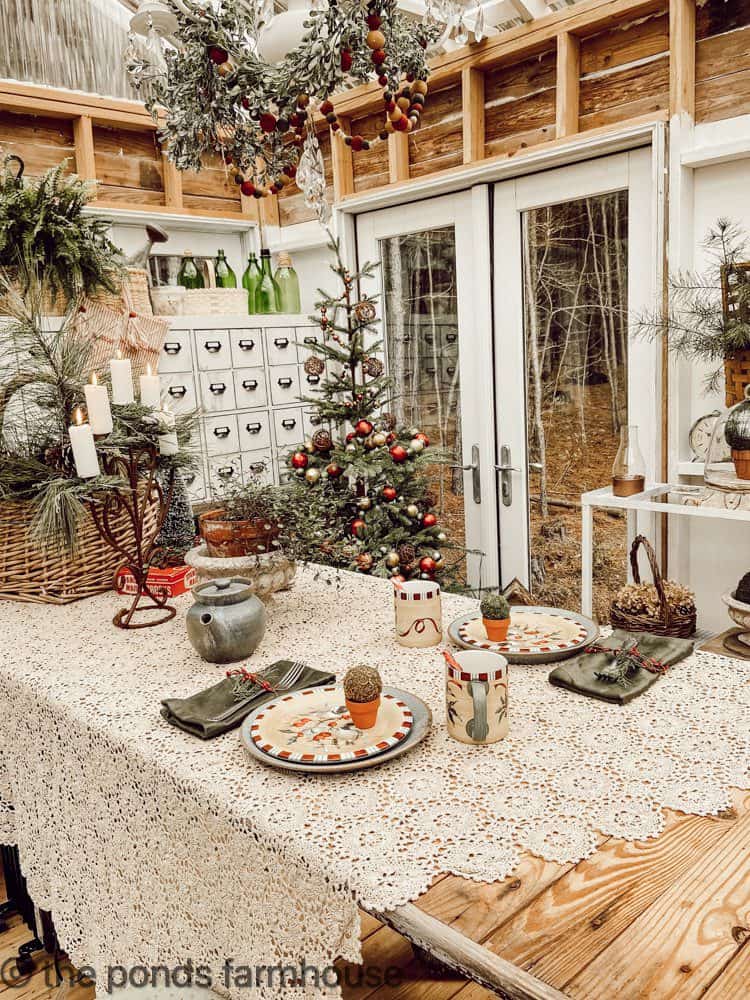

left=448, top=606, right=598, bottom=664
left=241, top=687, right=432, bottom=774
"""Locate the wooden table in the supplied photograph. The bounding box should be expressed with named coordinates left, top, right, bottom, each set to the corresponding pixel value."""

left=342, top=787, right=750, bottom=999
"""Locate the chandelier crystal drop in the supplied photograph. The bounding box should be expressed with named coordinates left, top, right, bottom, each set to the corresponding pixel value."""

left=125, top=0, right=474, bottom=210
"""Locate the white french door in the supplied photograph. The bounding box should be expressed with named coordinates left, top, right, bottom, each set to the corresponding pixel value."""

left=492, top=147, right=662, bottom=605
left=356, top=189, right=499, bottom=589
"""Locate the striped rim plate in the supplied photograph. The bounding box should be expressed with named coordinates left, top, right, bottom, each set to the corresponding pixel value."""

left=448, top=606, right=599, bottom=664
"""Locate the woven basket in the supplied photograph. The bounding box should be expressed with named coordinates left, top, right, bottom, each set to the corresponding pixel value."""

left=724, top=350, right=750, bottom=406
left=183, top=288, right=249, bottom=315
left=0, top=495, right=161, bottom=605
left=609, top=535, right=697, bottom=638
left=90, top=268, right=153, bottom=316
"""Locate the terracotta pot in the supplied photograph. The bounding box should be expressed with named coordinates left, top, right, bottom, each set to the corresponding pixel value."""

left=345, top=695, right=381, bottom=730
left=732, top=449, right=750, bottom=480
left=482, top=617, right=510, bottom=642
left=198, top=508, right=279, bottom=558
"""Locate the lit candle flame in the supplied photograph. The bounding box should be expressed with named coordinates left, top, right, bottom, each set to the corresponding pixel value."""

left=75, top=407, right=83, bottom=426
left=91, top=372, right=98, bottom=386
left=147, top=362, right=153, bottom=377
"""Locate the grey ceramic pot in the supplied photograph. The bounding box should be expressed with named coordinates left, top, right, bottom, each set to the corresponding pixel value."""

left=186, top=577, right=267, bottom=664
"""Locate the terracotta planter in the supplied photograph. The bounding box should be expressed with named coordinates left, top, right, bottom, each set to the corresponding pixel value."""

left=345, top=695, right=381, bottom=730
left=198, top=508, right=279, bottom=558
left=732, top=449, right=750, bottom=480
left=483, top=617, right=510, bottom=642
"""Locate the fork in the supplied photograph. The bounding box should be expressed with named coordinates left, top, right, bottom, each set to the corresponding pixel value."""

left=210, top=660, right=306, bottom=723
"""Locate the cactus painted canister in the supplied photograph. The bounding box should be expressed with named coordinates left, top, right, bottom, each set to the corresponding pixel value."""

left=394, top=580, right=443, bottom=648
left=445, top=649, right=509, bottom=745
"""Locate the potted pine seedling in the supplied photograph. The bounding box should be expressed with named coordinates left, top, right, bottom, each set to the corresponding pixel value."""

left=343, top=665, right=382, bottom=730
left=480, top=593, right=511, bottom=642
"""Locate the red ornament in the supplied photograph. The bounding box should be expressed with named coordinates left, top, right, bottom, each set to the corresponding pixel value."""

left=390, top=444, right=408, bottom=463
left=415, top=432, right=430, bottom=446
left=372, top=49, right=387, bottom=66
left=240, top=180, right=255, bottom=197
left=394, top=116, right=409, bottom=131
left=259, top=113, right=277, bottom=133
left=367, top=13, right=382, bottom=28
left=386, top=432, right=396, bottom=445
left=355, top=419, right=374, bottom=437
left=378, top=74, right=388, bottom=86
left=341, top=49, right=353, bottom=71
left=382, top=486, right=397, bottom=501
left=350, top=135, right=365, bottom=152
left=291, top=452, right=309, bottom=470
left=209, top=46, right=228, bottom=64
left=422, top=513, right=437, bottom=528
left=345, top=431, right=356, bottom=443
left=287, top=164, right=297, bottom=179
left=326, top=463, right=344, bottom=478
left=351, top=519, right=366, bottom=537
left=320, top=99, right=334, bottom=115
left=419, top=556, right=437, bottom=574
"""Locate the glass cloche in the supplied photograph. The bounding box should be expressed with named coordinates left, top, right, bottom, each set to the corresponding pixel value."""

left=704, top=385, right=750, bottom=490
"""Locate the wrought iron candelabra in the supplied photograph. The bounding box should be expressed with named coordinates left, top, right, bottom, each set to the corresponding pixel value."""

left=90, top=444, right=176, bottom=629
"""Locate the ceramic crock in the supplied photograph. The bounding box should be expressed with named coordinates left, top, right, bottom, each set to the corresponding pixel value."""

left=445, top=649, right=508, bottom=745
left=394, top=580, right=442, bottom=648
left=186, top=576, right=267, bottom=664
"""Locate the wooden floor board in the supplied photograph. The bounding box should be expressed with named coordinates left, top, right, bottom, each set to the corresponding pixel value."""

left=567, top=799, right=750, bottom=999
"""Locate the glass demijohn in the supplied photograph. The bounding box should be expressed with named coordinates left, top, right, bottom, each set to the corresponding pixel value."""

left=274, top=252, right=301, bottom=313
left=214, top=249, right=237, bottom=288
left=242, top=253, right=262, bottom=314
left=612, top=425, right=646, bottom=496
left=255, top=249, right=280, bottom=314
left=177, top=251, right=204, bottom=290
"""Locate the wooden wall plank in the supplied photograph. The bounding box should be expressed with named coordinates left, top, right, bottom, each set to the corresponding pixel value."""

left=331, top=117, right=354, bottom=198
left=162, top=152, right=183, bottom=209
left=579, top=9, right=669, bottom=74
left=695, top=6, right=750, bottom=122
left=93, top=124, right=163, bottom=194
left=73, top=116, right=96, bottom=180
left=462, top=68, right=485, bottom=164
left=556, top=32, right=580, bottom=137
left=409, top=83, right=462, bottom=177
left=670, top=0, right=696, bottom=117
left=696, top=0, right=750, bottom=39
left=484, top=48, right=556, bottom=158
left=277, top=128, right=333, bottom=226
left=0, top=110, right=75, bottom=176
left=388, top=132, right=410, bottom=183
left=579, top=52, right=669, bottom=122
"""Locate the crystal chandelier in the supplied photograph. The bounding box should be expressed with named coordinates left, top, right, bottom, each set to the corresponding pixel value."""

left=125, top=0, right=484, bottom=219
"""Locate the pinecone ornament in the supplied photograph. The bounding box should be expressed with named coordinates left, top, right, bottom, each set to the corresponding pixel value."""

left=356, top=552, right=374, bottom=572
left=398, top=542, right=416, bottom=566
left=354, top=298, right=377, bottom=324
left=379, top=411, right=397, bottom=431
left=303, top=355, right=325, bottom=377
left=44, top=442, right=77, bottom=477
left=312, top=428, right=333, bottom=452
left=421, top=491, right=437, bottom=509
left=362, top=356, right=384, bottom=378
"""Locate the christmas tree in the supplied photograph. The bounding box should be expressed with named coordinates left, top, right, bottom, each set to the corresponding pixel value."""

left=283, top=236, right=457, bottom=583
left=154, top=469, right=196, bottom=566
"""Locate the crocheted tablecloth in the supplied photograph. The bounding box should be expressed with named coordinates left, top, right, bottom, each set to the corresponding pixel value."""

left=0, top=567, right=748, bottom=997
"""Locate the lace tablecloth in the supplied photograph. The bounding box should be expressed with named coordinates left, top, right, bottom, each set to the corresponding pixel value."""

left=0, top=567, right=748, bottom=996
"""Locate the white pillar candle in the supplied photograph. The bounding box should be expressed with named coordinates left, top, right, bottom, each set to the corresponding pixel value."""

left=158, top=407, right=179, bottom=456
left=139, top=363, right=161, bottom=410
left=83, top=372, right=113, bottom=435
left=110, top=352, right=134, bottom=405
left=68, top=408, right=100, bottom=479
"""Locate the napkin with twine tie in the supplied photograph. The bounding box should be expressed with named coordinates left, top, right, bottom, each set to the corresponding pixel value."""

left=548, top=630, right=694, bottom=704
left=160, top=659, right=335, bottom=739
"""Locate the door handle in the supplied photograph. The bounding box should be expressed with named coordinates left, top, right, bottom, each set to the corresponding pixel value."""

left=496, top=445, right=516, bottom=507
left=452, top=444, right=481, bottom=505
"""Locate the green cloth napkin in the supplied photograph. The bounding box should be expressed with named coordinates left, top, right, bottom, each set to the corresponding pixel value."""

left=160, top=659, right=335, bottom=739
left=548, top=630, right=694, bottom=704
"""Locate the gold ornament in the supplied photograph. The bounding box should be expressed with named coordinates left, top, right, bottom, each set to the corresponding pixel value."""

left=372, top=432, right=387, bottom=447
left=406, top=504, right=419, bottom=518
left=304, top=355, right=325, bottom=376
left=355, top=298, right=377, bottom=323
left=305, top=467, right=321, bottom=483
left=366, top=29, right=386, bottom=49
left=385, top=551, right=400, bottom=567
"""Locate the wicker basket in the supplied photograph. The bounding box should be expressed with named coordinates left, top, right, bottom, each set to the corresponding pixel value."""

left=0, top=496, right=161, bottom=605
left=724, top=350, right=750, bottom=407
left=90, top=268, right=153, bottom=317
left=609, top=535, right=697, bottom=638
left=183, top=288, right=249, bottom=315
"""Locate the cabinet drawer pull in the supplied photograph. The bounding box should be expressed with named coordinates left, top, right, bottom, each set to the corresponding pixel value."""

left=163, top=342, right=182, bottom=355
left=274, top=337, right=290, bottom=349
left=213, top=426, right=231, bottom=438
left=303, top=335, right=317, bottom=345
left=446, top=366, right=457, bottom=376
left=184, top=472, right=196, bottom=485
left=217, top=465, right=235, bottom=478
left=249, top=462, right=266, bottom=474
left=245, top=422, right=262, bottom=434
left=238, top=338, right=255, bottom=350
left=306, top=374, right=320, bottom=385
left=281, top=418, right=297, bottom=430
left=425, top=367, right=437, bottom=376
left=241, top=378, right=258, bottom=391
left=204, top=340, right=222, bottom=352
left=277, top=377, right=293, bottom=388
left=209, top=382, right=226, bottom=394
left=446, top=332, right=458, bottom=344
left=168, top=385, right=187, bottom=398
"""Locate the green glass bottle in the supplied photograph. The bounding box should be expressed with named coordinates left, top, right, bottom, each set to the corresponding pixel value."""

left=274, top=251, right=301, bottom=313
left=177, top=251, right=204, bottom=289
left=255, top=249, right=280, bottom=314
left=214, top=248, right=237, bottom=288
left=242, top=253, right=262, bottom=314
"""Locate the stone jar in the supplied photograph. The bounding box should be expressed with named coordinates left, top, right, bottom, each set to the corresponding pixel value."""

left=186, top=577, right=267, bottom=664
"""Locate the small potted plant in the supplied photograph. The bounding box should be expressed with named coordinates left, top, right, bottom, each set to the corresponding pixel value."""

left=480, top=593, right=511, bottom=642
left=199, top=475, right=280, bottom=558
left=343, top=665, right=382, bottom=730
